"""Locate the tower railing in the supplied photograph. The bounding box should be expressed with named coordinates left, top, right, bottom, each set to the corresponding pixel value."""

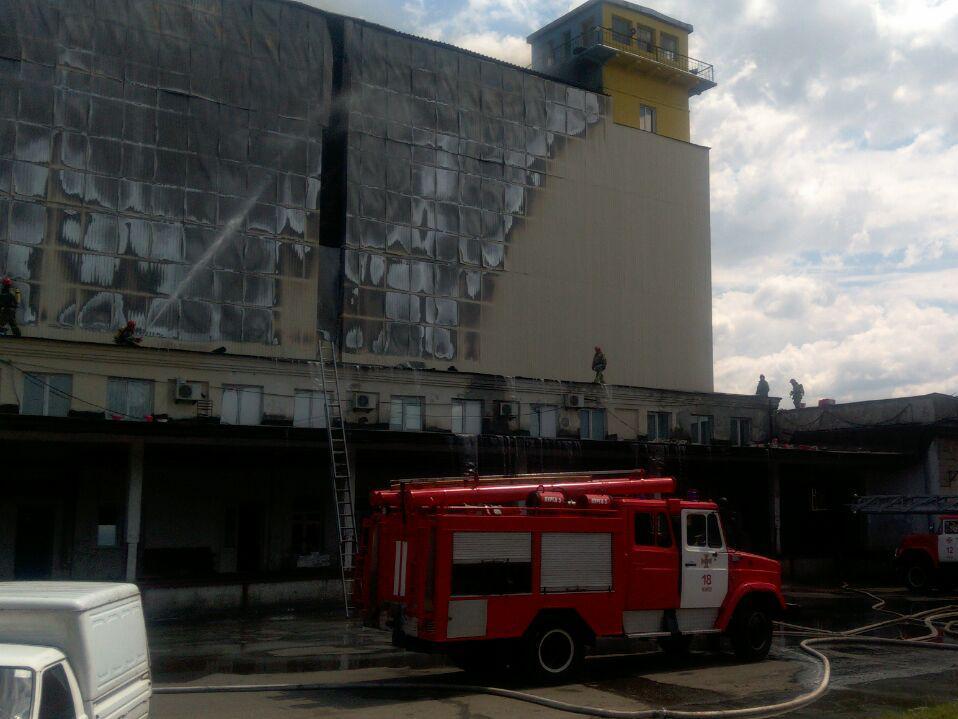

left=533, top=27, right=714, bottom=84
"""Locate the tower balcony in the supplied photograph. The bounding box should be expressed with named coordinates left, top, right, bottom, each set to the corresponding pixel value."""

left=534, top=26, right=716, bottom=97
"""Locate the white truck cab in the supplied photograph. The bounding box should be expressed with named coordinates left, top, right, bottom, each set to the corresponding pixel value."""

left=0, top=583, right=151, bottom=719
left=0, top=645, right=86, bottom=719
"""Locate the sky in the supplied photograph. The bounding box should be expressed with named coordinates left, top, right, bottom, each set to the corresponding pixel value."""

left=309, top=0, right=958, bottom=403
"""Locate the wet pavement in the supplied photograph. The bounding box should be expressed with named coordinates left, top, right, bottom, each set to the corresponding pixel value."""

left=150, top=586, right=958, bottom=718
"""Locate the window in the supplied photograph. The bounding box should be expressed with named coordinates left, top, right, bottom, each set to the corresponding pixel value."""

left=612, top=14, right=633, bottom=44
left=686, top=513, right=707, bottom=547
left=943, top=520, right=958, bottom=535
left=810, top=487, right=830, bottom=512
left=581, top=19, right=595, bottom=47
left=561, top=29, right=572, bottom=60
left=106, top=378, right=153, bottom=421
left=637, top=511, right=673, bottom=547
left=579, top=408, right=606, bottom=440
left=221, top=385, right=263, bottom=425
left=660, top=32, right=678, bottom=60
left=22, top=373, right=72, bottom=417
left=686, top=513, right=723, bottom=549
left=293, top=389, right=328, bottom=429
left=0, top=667, right=34, bottom=719
left=530, top=405, right=558, bottom=438
left=707, top=513, right=724, bottom=548
left=690, top=415, right=713, bottom=445
left=38, top=663, right=75, bottom=719
left=635, top=512, right=655, bottom=546
left=452, top=399, right=482, bottom=434
left=390, top=396, right=422, bottom=431
left=96, top=505, right=120, bottom=547
left=730, top=417, right=752, bottom=446
left=639, top=104, right=656, bottom=133
left=635, top=25, right=654, bottom=51
left=647, top=411, right=671, bottom=441
left=291, top=509, right=324, bottom=567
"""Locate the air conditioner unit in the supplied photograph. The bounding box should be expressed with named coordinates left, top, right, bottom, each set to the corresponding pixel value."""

left=174, top=379, right=207, bottom=403
left=498, top=401, right=519, bottom=418
left=353, top=392, right=379, bottom=411
left=564, top=393, right=585, bottom=408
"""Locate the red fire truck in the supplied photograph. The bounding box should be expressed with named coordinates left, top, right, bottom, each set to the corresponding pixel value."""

left=355, top=471, right=785, bottom=680
left=895, top=515, right=958, bottom=591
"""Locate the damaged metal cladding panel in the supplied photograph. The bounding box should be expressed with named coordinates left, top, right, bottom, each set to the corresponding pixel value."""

left=0, top=0, right=334, bottom=355
left=339, top=20, right=607, bottom=366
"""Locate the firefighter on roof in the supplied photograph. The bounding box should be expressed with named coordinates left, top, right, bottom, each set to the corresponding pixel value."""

left=789, top=378, right=805, bottom=408
left=0, top=277, right=21, bottom=337
left=592, top=346, right=607, bottom=384
left=755, top=374, right=769, bottom=398
left=114, top=320, right=142, bottom=347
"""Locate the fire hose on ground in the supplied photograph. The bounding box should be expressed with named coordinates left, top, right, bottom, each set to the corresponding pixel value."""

left=153, top=593, right=958, bottom=719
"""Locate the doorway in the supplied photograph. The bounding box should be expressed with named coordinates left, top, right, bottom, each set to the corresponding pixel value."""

left=14, top=504, right=56, bottom=579
left=236, top=503, right=262, bottom=574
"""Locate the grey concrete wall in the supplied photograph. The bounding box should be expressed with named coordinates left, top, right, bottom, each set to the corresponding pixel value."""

left=777, top=393, right=958, bottom=435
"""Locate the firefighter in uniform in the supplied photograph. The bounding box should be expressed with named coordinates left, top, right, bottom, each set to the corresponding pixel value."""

left=755, top=374, right=770, bottom=398
left=0, top=277, right=21, bottom=337
left=789, top=378, right=805, bottom=409
left=592, top=346, right=607, bottom=384
left=114, top=320, right=142, bottom=347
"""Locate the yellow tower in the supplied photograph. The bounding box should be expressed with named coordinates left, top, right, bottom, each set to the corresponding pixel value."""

left=528, top=0, right=715, bottom=142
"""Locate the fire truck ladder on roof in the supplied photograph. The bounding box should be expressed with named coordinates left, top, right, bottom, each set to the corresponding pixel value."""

left=849, top=495, right=958, bottom=514
left=314, top=332, right=356, bottom=618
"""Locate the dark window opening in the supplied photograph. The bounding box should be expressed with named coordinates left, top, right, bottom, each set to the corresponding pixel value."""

left=635, top=512, right=654, bottom=546
left=686, top=513, right=707, bottom=547
left=451, top=561, right=531, bottom=596
left=39, top=664, right=75, bottom=719
left=707, top=513, right=724, bottom=549
left=96, top=505, right=120, bottom=547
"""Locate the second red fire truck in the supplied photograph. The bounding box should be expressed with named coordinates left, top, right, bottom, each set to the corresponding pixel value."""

left=355, top=470, right=785, bottom=680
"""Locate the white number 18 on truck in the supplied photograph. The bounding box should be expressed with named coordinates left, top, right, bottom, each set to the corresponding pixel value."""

left=0, top=583, right=151, bottom=719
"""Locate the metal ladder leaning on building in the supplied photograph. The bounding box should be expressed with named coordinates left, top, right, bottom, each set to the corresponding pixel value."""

left=314, top=332, right=357, bottom=617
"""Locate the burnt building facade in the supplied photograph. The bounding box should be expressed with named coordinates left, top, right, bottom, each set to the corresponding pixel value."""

left=0, top=0, right=784, bottom=610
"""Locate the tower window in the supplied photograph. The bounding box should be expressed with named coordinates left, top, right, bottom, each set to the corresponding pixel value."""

left=636, top=25, right=654, bottom=52
left=612, top=15, right=633, bottom=44
left=661, top=33, right=679, bottom=60
left=639, top=105, right=656, bottom=133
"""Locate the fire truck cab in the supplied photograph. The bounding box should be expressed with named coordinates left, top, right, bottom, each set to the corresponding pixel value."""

left=895, top=515, right=958, bottom=591
left=355, top=472, right=785, bottom=680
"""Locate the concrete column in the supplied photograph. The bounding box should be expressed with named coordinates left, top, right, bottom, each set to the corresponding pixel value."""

left=768, top=458, right=782, bottom=556
left=125, top=441, right=144, bottom=582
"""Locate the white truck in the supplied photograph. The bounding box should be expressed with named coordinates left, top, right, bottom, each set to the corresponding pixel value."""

left=0, top=583, right=151, bottom=719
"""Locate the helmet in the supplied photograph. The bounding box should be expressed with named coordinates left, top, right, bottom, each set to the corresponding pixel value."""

left=1, top=277, right=11, bottom=287
left=126, top=320, right=136, bottom=329
left=594, top=346, right=602, bottom=352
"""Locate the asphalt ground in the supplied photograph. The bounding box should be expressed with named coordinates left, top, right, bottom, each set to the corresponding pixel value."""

left=150, top=586, right=958, bottom=718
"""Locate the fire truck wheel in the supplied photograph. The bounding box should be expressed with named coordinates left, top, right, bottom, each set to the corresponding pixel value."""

left=730, top=602, right=773, bottom=662
left=525, top=624, right=583, bottom=682
left=904, top=560, right=931, bottom=592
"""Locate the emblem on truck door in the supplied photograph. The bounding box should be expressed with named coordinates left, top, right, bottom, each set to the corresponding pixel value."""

left=700, top=554, right=715, bottom=569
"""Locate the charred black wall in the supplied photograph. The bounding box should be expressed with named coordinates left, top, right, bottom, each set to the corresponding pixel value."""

left=0, top=0, right=335, bottom=353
